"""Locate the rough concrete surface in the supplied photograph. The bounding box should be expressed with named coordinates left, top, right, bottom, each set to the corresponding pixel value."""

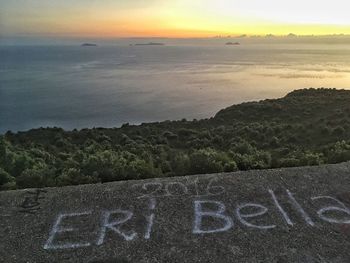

left=0, top=163, right=350, bottom=262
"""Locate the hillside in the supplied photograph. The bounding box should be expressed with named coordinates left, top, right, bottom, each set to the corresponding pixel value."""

left=1, top=88, right=350, bottom=190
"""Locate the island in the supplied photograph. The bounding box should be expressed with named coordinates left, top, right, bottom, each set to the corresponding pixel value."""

left=81, top=43, right=97, bottom=47
left=135, top=42, right=165, bottom=46
left=225, top=42, right=240, bottom=45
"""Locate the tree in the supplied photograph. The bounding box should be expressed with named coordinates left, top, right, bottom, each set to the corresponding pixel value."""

left=0, top=168, right=15, bottom=189
left=170, top=153, right=190, bottom=176
left=189, top=148, right=225, bottom=174
left=56, top=168, right=98, bottom=186
left=16, top=167, right=45, bottom=189
left=326, top=141, right=350, bottom=163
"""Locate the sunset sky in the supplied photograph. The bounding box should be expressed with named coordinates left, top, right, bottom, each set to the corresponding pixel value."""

left=1, top=0, right=350, bottom=38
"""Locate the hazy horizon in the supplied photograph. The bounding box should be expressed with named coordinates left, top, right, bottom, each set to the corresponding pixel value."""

left=1, top=0, right=350, bottom=39
left=2, top=35, right=350, bottom=46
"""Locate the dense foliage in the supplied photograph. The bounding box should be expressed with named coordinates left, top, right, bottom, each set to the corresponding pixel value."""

left=2, top=88, right=350, bottom=190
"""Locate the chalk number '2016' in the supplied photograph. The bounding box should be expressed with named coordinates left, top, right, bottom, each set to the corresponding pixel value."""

left=135, top=177, right=225, bottom=199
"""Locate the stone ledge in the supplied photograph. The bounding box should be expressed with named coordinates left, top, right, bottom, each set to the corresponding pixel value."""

left=1, top=163, right=350, bottom=262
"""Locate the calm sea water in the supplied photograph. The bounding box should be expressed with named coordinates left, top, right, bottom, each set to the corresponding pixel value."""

left=1, top=42, right=350, bottom=133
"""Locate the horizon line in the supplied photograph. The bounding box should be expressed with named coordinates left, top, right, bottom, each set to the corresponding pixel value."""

left=3, top=33, right=350, bottom=40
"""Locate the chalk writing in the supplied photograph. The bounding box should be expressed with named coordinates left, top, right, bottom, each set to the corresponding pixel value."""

left=164, top=182, right=188, bottom=196
left=44, top=211, right=92, bottom=250
left=136, top=182, right=163, bottom=199
left=97, top=209, right=137, bottom=245
left=144, top=198, right=156, bottom=239
left=193, top=200, right=234, bottom=234
left=312, top=196, right=350, bottom=224
left=287, top=189, right=315, bottom=226
left=18, top=189, right=47, bottom=214
left=268, top=189, right=294, bottom=226
left=204, top=178, right=225, bottom=196
left=134, top=177, right=225, bottom=199
left=235, top=203, right=276, bottom=230
left=43, top=188, right=350, bottom=250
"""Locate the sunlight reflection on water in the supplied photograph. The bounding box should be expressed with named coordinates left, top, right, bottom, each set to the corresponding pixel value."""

left=1, top=44, right=350, bottom=132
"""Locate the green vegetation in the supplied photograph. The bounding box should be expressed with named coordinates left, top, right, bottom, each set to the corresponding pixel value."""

left=2, top=88, right=350, bottom=190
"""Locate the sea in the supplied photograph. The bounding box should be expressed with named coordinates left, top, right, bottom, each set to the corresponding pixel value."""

left=1, top=37, right=350, bottom=133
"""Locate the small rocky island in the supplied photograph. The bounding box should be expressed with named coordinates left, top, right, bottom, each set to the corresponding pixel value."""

left=225, top=42, right=240, bottom=45
left=81, top=43, right=97, bottom=47
left=134, top=42, right=165, bottom=46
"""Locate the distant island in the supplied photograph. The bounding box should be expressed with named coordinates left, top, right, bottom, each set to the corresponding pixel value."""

left=226, top=42, right=240, bottom=45
left=81, top=43, right=97, bottom=47
left=134, top=42, right=165, bottom=46
left=1, top=88, right=350, bottom=190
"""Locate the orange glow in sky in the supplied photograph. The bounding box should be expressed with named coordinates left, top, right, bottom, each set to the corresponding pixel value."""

left=1, top=0, right=350, bottom=38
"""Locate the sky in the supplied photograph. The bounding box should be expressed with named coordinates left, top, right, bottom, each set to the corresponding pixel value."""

left=1, top=0, right=350, bottom=38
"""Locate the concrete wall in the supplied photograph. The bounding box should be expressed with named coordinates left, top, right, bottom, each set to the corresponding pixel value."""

left=1, top=163, right=350, bottom=262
